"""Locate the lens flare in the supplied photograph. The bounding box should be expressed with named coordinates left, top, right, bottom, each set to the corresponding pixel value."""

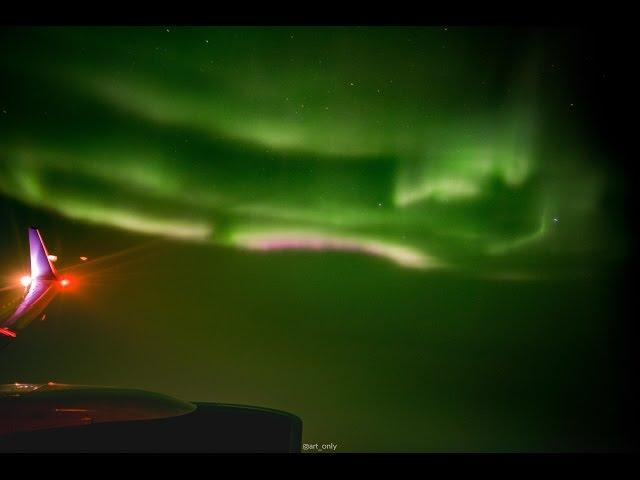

left=19, top=275, right=32, bottom=287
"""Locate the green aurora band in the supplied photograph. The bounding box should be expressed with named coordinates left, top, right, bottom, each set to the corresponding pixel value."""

left=0, top=28, right=624, bottom=274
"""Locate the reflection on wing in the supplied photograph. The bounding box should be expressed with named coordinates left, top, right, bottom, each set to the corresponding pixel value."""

left=2, top=279, right=57, bottom=329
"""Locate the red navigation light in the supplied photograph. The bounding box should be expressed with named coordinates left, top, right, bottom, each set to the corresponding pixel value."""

left=0, top=328, right=17, bottom=338
left=60, top=278, right=70, bottom=288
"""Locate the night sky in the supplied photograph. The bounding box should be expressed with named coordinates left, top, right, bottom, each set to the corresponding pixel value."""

left=0, top=27, right=634, bottom=451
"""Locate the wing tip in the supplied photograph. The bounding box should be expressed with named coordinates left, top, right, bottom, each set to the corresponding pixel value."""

left=28, top=227, right=57, bottom=280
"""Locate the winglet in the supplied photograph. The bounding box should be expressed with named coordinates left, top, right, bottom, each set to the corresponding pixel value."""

left=28, top=227, right=57, bottom=280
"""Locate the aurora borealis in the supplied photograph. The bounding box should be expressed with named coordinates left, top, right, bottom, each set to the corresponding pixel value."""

left=0, top=27, right=634, bottom=451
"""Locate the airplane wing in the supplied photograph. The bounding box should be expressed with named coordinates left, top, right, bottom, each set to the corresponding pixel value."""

left=2, top=279, right=57, bottom=330
left=0, top=228, right=60, bottom=336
